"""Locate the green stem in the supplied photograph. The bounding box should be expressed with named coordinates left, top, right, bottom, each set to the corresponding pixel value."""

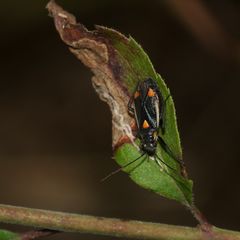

left=0, top=204, right=239, bottom=240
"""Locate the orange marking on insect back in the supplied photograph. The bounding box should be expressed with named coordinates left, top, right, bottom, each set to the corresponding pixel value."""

left=142, top=120, right=150, bottom=129
left=134, top=91, right=140, bottom=99
left=147, top=88, right=155, bottom=97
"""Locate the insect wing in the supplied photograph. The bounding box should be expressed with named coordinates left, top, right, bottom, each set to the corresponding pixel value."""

left=132, top=88, right=144, bottom=130
left=143, top=93, right=160, bottom=129
left=132, top=79, right=162, bottom=131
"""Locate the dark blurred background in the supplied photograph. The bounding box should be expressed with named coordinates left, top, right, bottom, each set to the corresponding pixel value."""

left=0, top=0, right=239, bottom=239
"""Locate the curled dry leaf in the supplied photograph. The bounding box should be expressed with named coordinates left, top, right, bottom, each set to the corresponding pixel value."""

left=47, top=1, right=133, bottom=147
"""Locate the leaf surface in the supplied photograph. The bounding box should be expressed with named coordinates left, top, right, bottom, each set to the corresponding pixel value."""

left=48, top=1, right=193, bottom=206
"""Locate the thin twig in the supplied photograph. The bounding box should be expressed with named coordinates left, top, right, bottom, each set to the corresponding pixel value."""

left=0, top=204, right=239, bottom=240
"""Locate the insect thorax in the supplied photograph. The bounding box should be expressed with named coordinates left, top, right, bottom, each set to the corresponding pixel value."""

left=140, top=128, right=158, bottom=156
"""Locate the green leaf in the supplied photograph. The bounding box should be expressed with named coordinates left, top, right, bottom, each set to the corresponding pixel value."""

left=115, top=143, right=193, bottom=205
left=98, top=27, right=193, bottom=205
left=0, top=230, right=20, bottom=240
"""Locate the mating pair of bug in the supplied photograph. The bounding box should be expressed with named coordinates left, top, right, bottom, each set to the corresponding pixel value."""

left=103, top=78, right=184, bottom=181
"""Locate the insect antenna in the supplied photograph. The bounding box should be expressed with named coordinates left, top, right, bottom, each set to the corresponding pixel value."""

left=154, top=156, right=191, bottom=193
left=155, top=154, right=178, bottom=173
left=101, top=152, right=146, bottom=182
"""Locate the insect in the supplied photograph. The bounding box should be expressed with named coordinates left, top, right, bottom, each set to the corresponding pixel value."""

left=127, top=77, right=183, bottom=169
left=126, top=78, right=189, bottom=187
left=128, top=77, right=165, bottom=156
left=102, top=78, right=186, bottom=182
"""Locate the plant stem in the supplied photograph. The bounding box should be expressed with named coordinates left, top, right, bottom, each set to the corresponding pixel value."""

left=188, top=204, right=212, bottom=231
left=0, top=204, right=239, bottom=240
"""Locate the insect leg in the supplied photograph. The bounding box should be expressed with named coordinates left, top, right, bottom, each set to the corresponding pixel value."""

left=101, top=152, right=146, bottom=182
left=128, top=155, right=147, bottom=174
left=159, top=94, right=170, bottom=134
left=158, top=136, right=185, bottom=167
left=155, top=154, right=178, bottom=173
left=154, top=155, right=191, bottom=194
left=128, top=80, right=142, bottom=116
left=128, top=96, right=135, bottom=116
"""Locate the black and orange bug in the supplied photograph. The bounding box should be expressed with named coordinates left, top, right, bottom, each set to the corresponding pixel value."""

left=102, top=78, right=186, bottom=182
left=128, top=78, right=165, bottom=157
left=126, top=77, right=187, bottom=180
